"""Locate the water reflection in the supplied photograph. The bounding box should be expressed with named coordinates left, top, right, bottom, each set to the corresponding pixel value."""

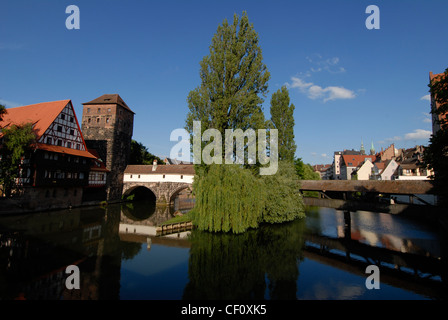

left=0, top=199, right=447, bottom=300
left=184, top=219, right=306, bottom=300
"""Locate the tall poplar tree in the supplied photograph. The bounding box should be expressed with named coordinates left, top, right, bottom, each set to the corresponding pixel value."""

left=269, top=86, right=296, bottom=162
left=186, top=11, right=270, bottom=141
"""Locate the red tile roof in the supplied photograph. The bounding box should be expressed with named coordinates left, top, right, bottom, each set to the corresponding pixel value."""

left=0, top=100, right=70, bottom=139
left=1, top=100, right=96, bottom=160
left=342, top=155, right=376, bottom=168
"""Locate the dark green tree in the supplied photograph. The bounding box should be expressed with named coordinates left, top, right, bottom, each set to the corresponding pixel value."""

left=294, top=157, right=320, bottom=180
left=185, top=11, right=270, bottom=152
left=129, top=139, right=163, bottom=165
left=185, top=12, right=305, bottom=233
left=270, top=86, right=296, bottom=162
left=0, top=123, right=36, bottom=197
left=0, top=104, right=6, bottom=122
left=424, top=68, right=448, bottom=206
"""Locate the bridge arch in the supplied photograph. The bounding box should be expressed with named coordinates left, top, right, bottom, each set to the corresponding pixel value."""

left=169, top=185, right=194, bottom=204
left=123, top=185, right=157, bottom=203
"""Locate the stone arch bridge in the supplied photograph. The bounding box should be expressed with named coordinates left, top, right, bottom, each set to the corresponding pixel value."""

left=122, top=164, right=195, bottom=205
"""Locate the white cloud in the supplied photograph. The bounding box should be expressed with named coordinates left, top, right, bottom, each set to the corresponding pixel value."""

left=306, top=54, right=346, bottom=74
left=420, top=94, right=431, bottom=101
left=288, top=77, right=356, bottom=102
left=379, top=129, right=431, bottom=145
left=404, top=129, right=431, bottom=141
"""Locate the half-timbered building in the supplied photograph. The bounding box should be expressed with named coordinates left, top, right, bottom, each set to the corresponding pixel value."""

left=0, top=100, right=100, bottom=210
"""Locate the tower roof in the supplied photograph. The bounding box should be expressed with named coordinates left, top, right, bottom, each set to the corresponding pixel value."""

left=83, top=94, right=134, bottom=114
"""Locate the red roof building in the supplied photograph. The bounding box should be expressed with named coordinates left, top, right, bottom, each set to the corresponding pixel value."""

left=0, top=100, right=103, bottom=210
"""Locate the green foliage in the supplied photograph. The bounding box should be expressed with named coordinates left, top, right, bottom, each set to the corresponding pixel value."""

left=129, top=139, right=163, bottom=165
left=0, top=123, right=36, bottom=197
left=424, top=68, right=448, bottom=206
left=191, top=164, right=265, bottom=234
left=0, top=104, right=6, bottom=122
left=424, top=127, right=448, bottom=206
left=190, top=163, right=305, bottom=234
left=294, top=158, right=320, bottom=180
left=185, top=11, right=270, bottom=142
left=269, top=86, right=296, bottom=162
left=261, top=161, right=305, bottom=223
left=294, top=158, right=320, bottom=197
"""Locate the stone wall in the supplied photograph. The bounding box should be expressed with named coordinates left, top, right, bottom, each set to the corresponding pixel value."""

left=122, top=182, right=192, bottom=205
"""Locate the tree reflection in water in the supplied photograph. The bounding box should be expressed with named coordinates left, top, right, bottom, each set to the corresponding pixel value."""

left=183, top=218, right=306, bottom=300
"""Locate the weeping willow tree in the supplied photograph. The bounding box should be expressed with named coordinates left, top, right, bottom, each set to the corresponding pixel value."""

left=191, top=164, right=266, bottom=233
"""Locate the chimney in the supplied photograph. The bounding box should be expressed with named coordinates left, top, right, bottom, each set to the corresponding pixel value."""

left=152, top=159, right=157, bottom=171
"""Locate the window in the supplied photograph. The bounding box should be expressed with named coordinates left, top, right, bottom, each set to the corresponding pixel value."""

left=181, top=175, right=183, bottom=179
left=163, top=175, right=165, bottom=179
left=57, top=125, right=62, bottom=132
left=130, top=175, right=133, bottom=178
left=79, top=172, right=84, bottom=179
left=70, top=117, right=74, bottom=123
left=57, top=139, right=62, bottom=146
left=88, top=118, right=91, bottom=123
left=107, top=108, right=111, bottom=113
left=46, top=137, right=52, bottom=145
left=76, top=144, right=80, bottom=150
left=70, top=129, right=74, bottom=135
left=61, top=114, right=65, bottom=120
left=106, top=118, right=110, bottom=123
left=87, top=108, right=90, bottom=113
left=97, top=108, right=101, bottom=113
left=96, top=118, right=100, bottom=123
left=67, top=142, right=71, bottom=149
left=138, top=175, right=141, bottom=179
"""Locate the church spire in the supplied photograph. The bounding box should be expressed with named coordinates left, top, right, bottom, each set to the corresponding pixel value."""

left=370, top=141, right=375, bottom=155
left=360, top=138, right=365, bottom=155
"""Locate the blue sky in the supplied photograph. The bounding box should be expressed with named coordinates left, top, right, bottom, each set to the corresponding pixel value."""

left=1, top=0, right=447, bottom=165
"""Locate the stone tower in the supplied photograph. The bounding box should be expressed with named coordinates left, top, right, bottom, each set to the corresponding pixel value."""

left=81, top=94, right=134, bottom=201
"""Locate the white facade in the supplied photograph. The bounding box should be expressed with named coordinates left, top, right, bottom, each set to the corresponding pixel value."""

left=123, top=173, right=194, bottom=184
left=380, top=160, right=398, bottom=180
left=355, top=160, right=374, bottom=180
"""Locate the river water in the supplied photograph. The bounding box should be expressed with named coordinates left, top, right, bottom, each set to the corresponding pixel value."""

left=0, top=198, right=446, bottom=300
